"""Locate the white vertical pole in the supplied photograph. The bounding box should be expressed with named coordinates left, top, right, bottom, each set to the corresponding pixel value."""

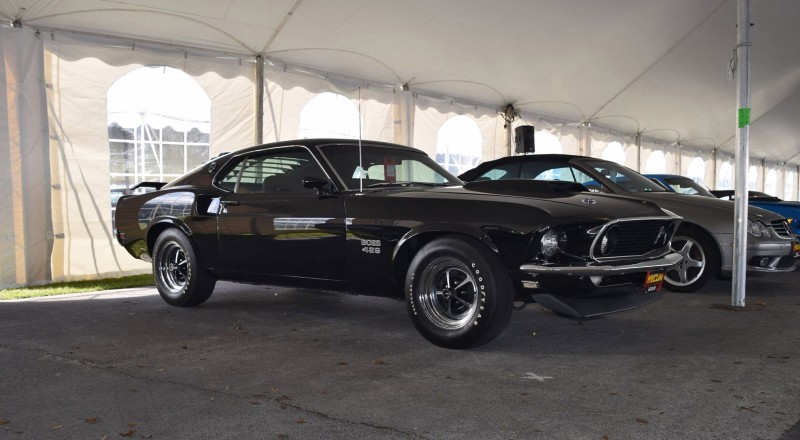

left=732, top=0, right=751, bottom=307
left=636, top=133, right=642, bottom=172
left=255, top=54, right=264, bottom=145
left=506, top=122, right=514, bottom=156
left=712, top=148, right=718, bottom=189
left=581, top=122, right=591, bottom=156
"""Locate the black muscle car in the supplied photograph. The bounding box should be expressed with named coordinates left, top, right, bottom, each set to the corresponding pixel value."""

left=114, top=139, right=682, bottom=349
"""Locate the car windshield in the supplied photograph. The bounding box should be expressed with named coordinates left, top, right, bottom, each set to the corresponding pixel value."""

left=661, top=176, right=715, bottom=197
left=319, top=144, right=462, bottom=190
left=581, top=159, right=668, bottom=193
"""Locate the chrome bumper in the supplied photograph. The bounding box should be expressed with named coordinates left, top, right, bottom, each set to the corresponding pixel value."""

left=520, top=252, right=683, bottom=276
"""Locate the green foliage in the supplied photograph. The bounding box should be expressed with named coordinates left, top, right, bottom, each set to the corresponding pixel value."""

left=0, top=274, right=154, bottom=300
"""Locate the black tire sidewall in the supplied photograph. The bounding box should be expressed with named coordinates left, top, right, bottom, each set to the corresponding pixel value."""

left=152, top=229, right=214, bottom=307
left=406, top=236, right=513, bottom=349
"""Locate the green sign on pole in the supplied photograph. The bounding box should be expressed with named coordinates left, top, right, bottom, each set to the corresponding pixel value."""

left=738, top=107, right=751, bottom=128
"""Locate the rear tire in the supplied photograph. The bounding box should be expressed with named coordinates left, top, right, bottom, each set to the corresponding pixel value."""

left=406, top=236, right=514, bottom=349
left=152, top=229, right=216, bottom=307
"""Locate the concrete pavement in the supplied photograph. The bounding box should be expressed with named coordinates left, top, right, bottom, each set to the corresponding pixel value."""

left=1, top=271, right=799, bottom=439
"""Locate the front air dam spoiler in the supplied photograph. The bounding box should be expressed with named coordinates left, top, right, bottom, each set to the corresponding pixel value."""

left=529, top=290, right=663, bottom=318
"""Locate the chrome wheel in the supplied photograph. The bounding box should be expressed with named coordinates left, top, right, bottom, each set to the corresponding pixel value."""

left=665, top=235, right=706, bottom=287
left=406, top=236, right=514, bottom=348
left=153, top=229, right=215, bottom=307
left=157, top=241, right=189, bottom=294
left=417, top=256, right=479, bottom=330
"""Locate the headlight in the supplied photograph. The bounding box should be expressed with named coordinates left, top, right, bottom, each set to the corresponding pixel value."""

left=759, top=222, right=771, bottom=238
left=540, top=229, right=559, bottom=258
left=747, top=219, right=762, bottom=237
left=598, top=225, right=619, bottom=256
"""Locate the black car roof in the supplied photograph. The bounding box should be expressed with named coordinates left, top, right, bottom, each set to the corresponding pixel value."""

left=459, top=153, right=601, bottom=179
left=478, top=154, right=587, bottom=164
left=226, top=138, right=424, bottom=156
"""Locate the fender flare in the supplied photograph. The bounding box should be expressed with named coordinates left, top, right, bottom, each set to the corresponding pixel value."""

left=390, top=223, right=501, bottom=285
left=146, top=217, right=194, bottom=254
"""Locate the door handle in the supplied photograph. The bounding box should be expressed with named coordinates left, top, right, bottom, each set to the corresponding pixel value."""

left=219, top=199, right=239, bottom=214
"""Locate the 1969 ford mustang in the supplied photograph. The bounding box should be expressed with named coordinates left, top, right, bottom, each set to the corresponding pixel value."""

left=114, top=139, right=682, bottom=348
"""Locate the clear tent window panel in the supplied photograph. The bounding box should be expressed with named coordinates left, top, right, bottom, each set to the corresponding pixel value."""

left=107, top=66, right=211, bottom=209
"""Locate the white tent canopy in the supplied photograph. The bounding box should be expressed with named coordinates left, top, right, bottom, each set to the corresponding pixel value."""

left=1, top=0, right=799, bottom=288
left=4, top=0, right=799, bottom=164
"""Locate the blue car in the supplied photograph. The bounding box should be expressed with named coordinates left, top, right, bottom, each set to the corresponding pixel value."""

left=711, top=189, right=800, bottom=238
left=645, top=174, right=716, bottom=197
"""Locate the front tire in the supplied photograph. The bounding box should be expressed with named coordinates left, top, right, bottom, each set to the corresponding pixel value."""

left=152, top=229, right=216, bottom=306
left=663, top=227, right=720, bottom=293
left=406, top=236, right=514, bottom=349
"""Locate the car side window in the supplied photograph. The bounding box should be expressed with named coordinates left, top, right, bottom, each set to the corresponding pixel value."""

left=519, top=162, right=605, bottom=192
left=477, top=163, right=520, bottom=180
left=217, top=148, right=327, bottom=194
left=217, top=161, right=245, bottom=192
left=522, top=163, right=574, bottom=181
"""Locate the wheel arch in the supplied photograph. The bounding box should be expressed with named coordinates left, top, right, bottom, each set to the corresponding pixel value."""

left=146, top=218, right=194, bottom=255
left=674, top=221, right=723, bottom=274
left=391, top=226, right=500, bottom=288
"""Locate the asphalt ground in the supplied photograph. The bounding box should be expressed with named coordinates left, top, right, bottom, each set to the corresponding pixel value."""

left=1, top=269, right=799, bottom=440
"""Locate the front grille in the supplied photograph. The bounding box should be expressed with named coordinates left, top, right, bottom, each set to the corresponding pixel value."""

left=770, top=220, right=792, bottom=238
left=592, top=219, right=675, bottom=260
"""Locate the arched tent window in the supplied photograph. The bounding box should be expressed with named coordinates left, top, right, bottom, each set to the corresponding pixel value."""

left=298, top=93, right=360, bottom=139
left=687, top=157, right=706, bottom=185
left=436, top=116, right=482, bottom=175
left=108, top=66, right=211, bottom=210
left=645, top=151, right=666, bottom=174
left=748, top=165, right=758, bottom=190
left=717, top=162, right=733, bottom=189
left=533, top=131, right=562, bottom=154
left=601, top=141, right=625, bottom=165
left=764, top=169, right=778, bottom=196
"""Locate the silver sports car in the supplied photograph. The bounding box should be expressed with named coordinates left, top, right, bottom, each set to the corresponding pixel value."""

left=460, top=154, right=797, bottom=292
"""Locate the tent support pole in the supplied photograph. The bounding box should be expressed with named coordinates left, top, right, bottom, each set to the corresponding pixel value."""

left=635, top=133, right=642, bottom=171
left=732, top=0, right=751, bottom=307
left=506, top=122, right=513, bottom=156
left=255, top=54, right=264, bottom=145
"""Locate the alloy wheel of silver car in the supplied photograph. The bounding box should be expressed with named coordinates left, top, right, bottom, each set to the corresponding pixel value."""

left=665, top=235, right=706, bottom=287
left=417, top=256, right=479, bottom=330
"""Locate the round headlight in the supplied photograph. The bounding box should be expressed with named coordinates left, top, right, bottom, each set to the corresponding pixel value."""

left=540, top=229, right=559, bottom=258
left=747, top=219, right=762, bottom=237
left=599, top=225, right=619, bottom=256
left=759, top=222, right=772, bottom=238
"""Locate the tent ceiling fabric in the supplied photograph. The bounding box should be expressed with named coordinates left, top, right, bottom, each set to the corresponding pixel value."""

left=4, top=0, right=799, bottom=166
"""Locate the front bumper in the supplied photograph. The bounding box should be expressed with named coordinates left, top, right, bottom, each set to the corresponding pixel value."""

left=745, top=241, right=796, bottom=271
left=519, top=252, right=683, bottom=276
left=516, top=252, right=681, bottom=318
left=730, top=240, right=796, bottom=272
